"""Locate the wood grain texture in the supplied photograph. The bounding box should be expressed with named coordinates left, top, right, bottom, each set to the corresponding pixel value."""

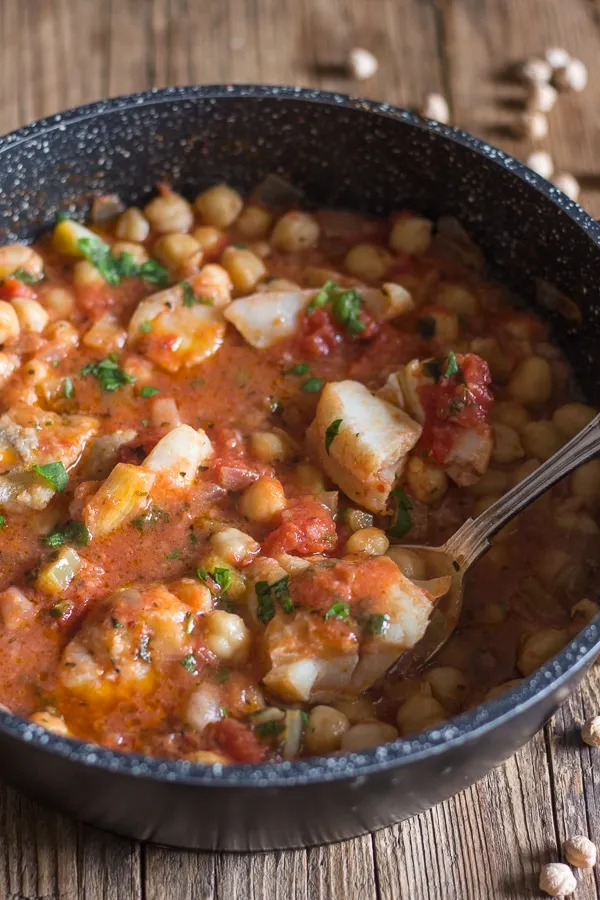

left=1, top=1, right=600, bottom=898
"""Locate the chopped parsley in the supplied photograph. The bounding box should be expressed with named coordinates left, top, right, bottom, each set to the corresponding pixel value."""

left=212, top=567, right=232, bottom=593
left=180, top=653, right=197, bottom=673
left=255, top=720, right=285, bottom=739
left=49, top=600, right=72, bottom=620
left=63, top=377, right=74, bottom=399
left=196, top=566, right=209, bottom=583
left=131, top=505, right=169, bottom=530
left=81, top=354, right=135, bottom=392
left=111, top=617, right=124, bottom=629
left=417, top=316, right=436, bottom=339
left=32, top=461, right=68, bottom=493
left=216, top=667, right=230, bottom=684
left=388, top=488, right=413, bottom=538
left=366, top=613, right=391, bottom=636
left=324, top=599, right=350, bottom=621
left=325, top=418, right=343, bottom=454
left=140, top=385, right=160, bottom=398
left=184, top=612, right=195, bottom=635
left=306, top=279, right=335, bottom=314
left=12, top=268, right=39, bottom=284
left=285, top=362, right=310, bottom=376
left=77, top=236, right=168, bottom=287
left=139, top=320, right=153, bottom=334
left=444, top=350, right=459, bottom=377
left=301, top=377, right=323, bottom=393
left=42, top=520, right=90, bottom=548
left=165, top=549, right=180, bottom=560
left=138, top=634, right=151, bottom=663
left=0, top=515, right=5, bottom=530
left=181, top=281, right=213, bottom=307
left=256, top=576, right=293, bottom=624
left=307, top=281, right=365, bottom=336
left=300, top=710, right=311, bottom=727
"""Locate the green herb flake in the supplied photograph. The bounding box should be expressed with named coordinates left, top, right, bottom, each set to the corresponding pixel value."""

left=140, top=385, right=160, bottom=398
left=137, top=260, right=169, bottom=286
left=366, top=613, right=390, bottom=636
left=131, top=505, right=169, bottom=531
left=285, top=362, right=310, bottom=376
left=256, top=581, right=276, bottom=625
left=139, top=320, right=153, bottom=334
left=63, top=376, right=74, bottom=399
left=32, top=461, right=68, bottom=493
left=166, top=549, right=180, bottom=560
left=0, top=515, right=5, bottom=530
left=12, top=268, right=38, bottom=284
left=42, top=520, right=90, bottom=548
left=216, top=667, right=230, bottom=684
left=325, top=418, right=343, bottom=454
left=301, top=377, right=323, bottom=393
left=272, top=576, right=293, bottom=613
left=189, top=531, right=199, bottom=545
left=81, top=355, right=135, bottom=392
left=212, top=567, right=232, bottom=593
left=255, top=720, right=285, bottom=739
left=307, top=280, right=336, bottom=314
left=77, top=236, right=168, bottom=287
left=181, top=281, right=213, bottom=307
left=331, top=286, right=365, bottom=336
left=49, top=600, right=72, bottom=620
left=444, top=350, right=459, bottom=378
left=180, top=653, right=197, bottom=673
left=111, top=617, right=124, bottom=629
left=388, top=488, right=413, bottom=539
left=184, top=612, right=195, bottom=635
left=196, top=566, right=209, bottom=583
left=324, top=599, right=350, bottom=621
left=300, top=710, right=311, bottom=727
left=417, top=316, right=436, bottom=339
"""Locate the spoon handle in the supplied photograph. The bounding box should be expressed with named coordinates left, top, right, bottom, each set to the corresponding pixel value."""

left=444, top=412, right=600, bottom=571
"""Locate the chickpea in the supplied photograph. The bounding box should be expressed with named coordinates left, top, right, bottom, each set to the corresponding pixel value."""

left=571, top=599, right=599, bottom=627
left=144, top=191, right=193, bottom=234
left=474, top=494, right=500, bottom=516
left=111, top=241, right=149, bottom=265
left=304, top=705, right=350, bottom=754
left=73, top=260, right=105, bottom=289
left=153, top=233, right=202, bottom=271
left=204, top=610, right=250, bottom=663
left=248, top=240, right=271, bottom=259
left=435, top=283, right=479, bottom=317
left=238, top=476, right=286, bottom=524
left=192, top=226, right=225, bottom=256
left=508, top=356, right=552, bottom=407
left=554, top=506, right=599, bottom=536
left=511, top=458, right=540, bottom=486
left=389, top=215, right=433, bottom=255
left=386, top=547, right=427, bottom=580
left=538, top=863, right=577, bottom=897
left=0, top=244, right=44, bottom=279
left=40, top=286, right=75, bottom=320
left=168, top=578, right=213, bottom=614
left=294, top=462, right=326, bottom=494
left=492, top=400, right=531, bottom=431
left=220, top=246, right=266, bottom=292
left=422, top=308, right=459, bottom=344
left=484, top=679, right=523, bottom=702
left=473, top=599, right=508, bottom=625
left=582, top=715, right=600, bottom=747
left=43, top=320, right=79, bottom=355
left=30, top=710, right=70, bottom=737
left=345, top=243, right=392, bottom=281
left=553, top=401, right=596, bottom=438
left=563, top=834, right=597, bottom=869
left=571, top=459, right=600, bottom=512
left=187, top=750, right=228, bottom=765
left=470, top=337, right=514, bottom=383
left=236, top=205, right=273, bottom=240
left=521, top=420, right=564, bottom=461
left=405, top=456, right=448, bottom=504
left=492, top=422, right=525, bottom=463
left=194, top=184, right=243, bottom=228
left=22, top=360, right=51, bottom=385
left=424, top=667, right=469, bottom=713
left=468, top=469, right=509, bottom=497
left=271, top=211, right=320, bottom=252
left=334, top=697, right=376, bottom=724
left=340, top=721, right=399, bottom=752
left=517, top=628, right=569, bottom=676
left=115, top=207, right=150, bottom=243
left=11, top=297, right=49, bottom=334
left=345, top=527, right=389, bottom=556
left=209, top=527, right=260, bottom=566
left=249, top=431, right=289, bottom=463
left=396, top=695, right=446, bottom=736
left=0, top=301, right=20, bottom=344
left=257, top=277, right=302, bottom=293
left=197, top=264, right=233, bottom=305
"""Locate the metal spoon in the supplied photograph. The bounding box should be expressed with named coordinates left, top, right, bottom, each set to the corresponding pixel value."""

left=386, top=411, right=600, bottom=678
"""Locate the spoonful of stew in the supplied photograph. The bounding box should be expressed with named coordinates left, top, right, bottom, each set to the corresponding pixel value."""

left=385, top=412, right=600, bottom=679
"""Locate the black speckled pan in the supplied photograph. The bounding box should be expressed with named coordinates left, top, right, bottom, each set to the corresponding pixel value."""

left=0, top=85, right=599, bottom=851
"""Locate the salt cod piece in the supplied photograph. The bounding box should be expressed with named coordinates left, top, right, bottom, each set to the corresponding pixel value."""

left=306, top=380, right=422, bottom=513
left=223, top=289, right=317, bottom=348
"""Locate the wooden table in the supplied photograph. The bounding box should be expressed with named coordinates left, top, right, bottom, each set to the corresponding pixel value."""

left=1, top=1, right=600, bottom=897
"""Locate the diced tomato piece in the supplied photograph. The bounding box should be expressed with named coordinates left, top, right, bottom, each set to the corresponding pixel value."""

left=204, top=718, right=266, bottom=764
left=262, top=496, right=337, bottom=557
left=0, top=278, right=35, bottom=300
left=290, top=555, right=401, bottom=616
left=298, top=308, right=344, bottom=358
left=349, top=324, right=419, bottom=382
